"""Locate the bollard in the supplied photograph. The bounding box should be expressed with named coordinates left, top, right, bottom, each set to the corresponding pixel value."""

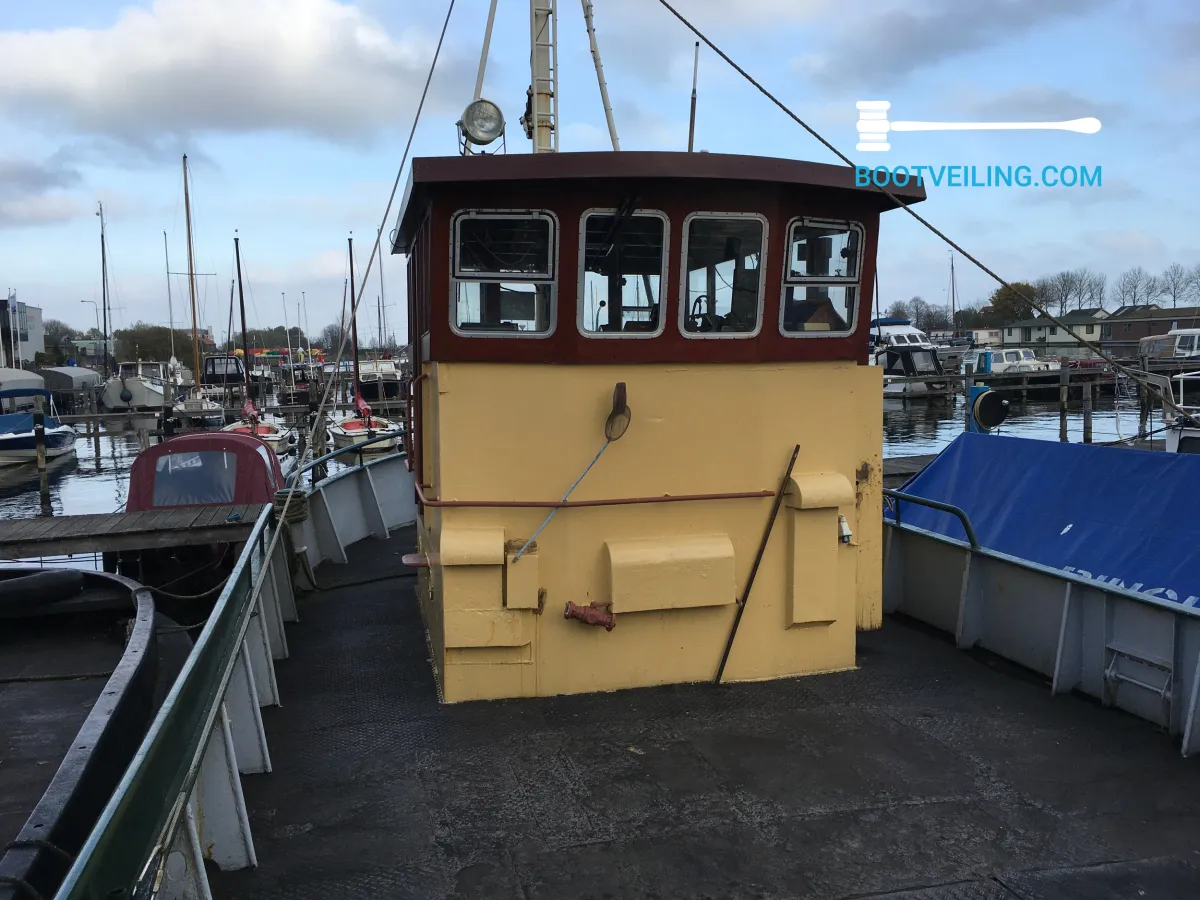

left=1059, top=364, right=1069, bottom=442
left=34, top=411, right=51, bottom=513
left=1082, top=381, right=1093, bottom=444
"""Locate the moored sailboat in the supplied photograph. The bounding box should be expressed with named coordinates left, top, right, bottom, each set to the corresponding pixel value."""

left=220, top=234, right=295, bottom=454
left=328, top=235, right=402, bottom=453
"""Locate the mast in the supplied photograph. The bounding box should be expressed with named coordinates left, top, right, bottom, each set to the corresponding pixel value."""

left=525, top=0, right=558, bottom=152
left=581, top=0, right=619, bottom=150
left=301, top=291, right=313, bottom=360
left=949, top=252, right=958, bottom=337
left=234, top=234, right=251, bottom=396
left=182, top=155, right=201, bottom=383
left=162, top=231, right=175, bottom=361
left=376, top=227, right=386, bottom=353
left=688, top=42, right=699, bottom=152
left=348, top=236, right=361, bottom=396
left=98, top=202, right=110, bottom=375
left=282, top=292, right=295, bottom=390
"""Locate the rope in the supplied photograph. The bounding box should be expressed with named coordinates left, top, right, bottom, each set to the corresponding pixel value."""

left=145, top=576, right=229, bottom=602
left=651, top=0, right=1199, bottom=431
left=0, top=670, right=113, bottom=684
left=156, top=619, right=209, bottom=635
left=273, top=488, right=309, bottom=525
left=5, top=839, right=73, bottom=864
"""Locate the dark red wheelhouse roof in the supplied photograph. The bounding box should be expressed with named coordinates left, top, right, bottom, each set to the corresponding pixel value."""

left=127, top=432, right=285, bottom=512
left=391, top=150, right=925, bottom=369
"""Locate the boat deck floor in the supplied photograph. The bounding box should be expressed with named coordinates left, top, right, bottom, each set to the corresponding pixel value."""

left=0, top=615, right=126, bottom=846
left=212, top=529, right=1200, bottom=899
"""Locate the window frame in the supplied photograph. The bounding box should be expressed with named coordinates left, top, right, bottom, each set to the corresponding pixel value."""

left=778, top=216, right=865, bottom=340
left=448, top=208, right=559, bottom=340
left=576, top=207, right=670, bottom=340
left=677, top=211, right=769, bottom=341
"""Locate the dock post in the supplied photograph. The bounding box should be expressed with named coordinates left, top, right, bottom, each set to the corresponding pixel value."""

left=1138, top=355, right=1150, bottom=438
left=34, top=411, right=51, bottom=513
left=1059, top=365, right=1069, bottom=442
left=1082, top=381, right=1093, bottom=444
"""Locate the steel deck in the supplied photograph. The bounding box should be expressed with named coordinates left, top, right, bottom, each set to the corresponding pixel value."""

left=207, top=531, right=1200, bottom=900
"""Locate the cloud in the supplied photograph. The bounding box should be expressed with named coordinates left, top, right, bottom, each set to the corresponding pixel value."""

left=1158, top=18, right=1200, bottom=90
left=0, top=0, right=471, bottom=146
left=794, top=0, right=1114, bottom=91
left=587, top=0, right=830, bottom=83
left=0, top=158, right=84, bottom=228
left=963, top=86, right=1123, bottom=124
left=1084, top=229, right=1166, bottom=261
left=1018, top=175, right=1143, bottom=208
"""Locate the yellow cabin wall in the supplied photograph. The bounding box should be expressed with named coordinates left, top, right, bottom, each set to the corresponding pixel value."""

left=417, top=360, right=882, bottom=702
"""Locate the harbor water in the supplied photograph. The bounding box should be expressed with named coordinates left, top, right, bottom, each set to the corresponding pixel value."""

left=0, top=396, right=1157, bottom=525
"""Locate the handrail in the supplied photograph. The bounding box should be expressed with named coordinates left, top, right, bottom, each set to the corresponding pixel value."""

left=883, top=488, right=980, bottom=550
left=287, top=432, right=402, bottom=486
left=55, top=505, right=276, bottom=899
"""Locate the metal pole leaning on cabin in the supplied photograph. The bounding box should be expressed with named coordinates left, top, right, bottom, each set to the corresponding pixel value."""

left=688, top=41, right=699, bottom=151
left=714, top=444, right=801, bottom=685
left=1059, top=364, right=1069, bottom=442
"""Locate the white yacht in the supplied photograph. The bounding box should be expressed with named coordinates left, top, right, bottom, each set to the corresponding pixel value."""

left=102, top=361, right=181, bottom=411
left=961, top=347, right=1061, bottom=375
left=357, top=358, right=403, bottom=403
left=870, top=318, right=949, bottom=397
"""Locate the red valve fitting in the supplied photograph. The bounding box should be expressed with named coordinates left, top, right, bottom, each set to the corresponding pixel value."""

left=564, top=600, right=615, bottom=631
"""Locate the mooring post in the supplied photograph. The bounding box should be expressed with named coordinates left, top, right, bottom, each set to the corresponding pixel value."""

left=1059, top=363, right=1069, bottom=442
left=33, top=410, right=51, bottom=512
left=1082, top=381, right=1093, bottom=444
left=1138, top=355, right=1150, bottom=438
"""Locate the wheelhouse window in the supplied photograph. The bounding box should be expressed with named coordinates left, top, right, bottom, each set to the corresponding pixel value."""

left=781, top=218, right=864, bottom=336
left=680, top=213, right=765, bottom=337
left=451, top=211, right=556, bottom=336
left=579, top=210, right=667, bottom=337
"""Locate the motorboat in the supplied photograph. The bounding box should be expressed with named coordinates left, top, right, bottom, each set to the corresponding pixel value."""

left=105, top=431, right=286, bottom=588
left=357, top=358, right=403, bottom=402
left=1165, top=371, right=1200, bottom=454
left=175, top=395, right=225, bottom=429
left=870, top=319, right=949, bottom=397
left=328, top=396, right=402, bottom=453
left=102, top=361, right=181, bottom=411
left=961, top=347, right=1060, bottom=375
left=221, top=401, right=295, bottom=456
left=0, top=388, right=77, bottom=466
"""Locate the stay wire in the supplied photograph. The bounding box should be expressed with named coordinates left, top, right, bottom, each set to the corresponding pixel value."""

left=238, top=0, right=456, bottom=639
left=651, top=0, right=1198, bottom=430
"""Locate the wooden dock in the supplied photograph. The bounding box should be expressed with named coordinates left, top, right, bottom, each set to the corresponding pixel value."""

left=0, top=504, right=267, bottom=560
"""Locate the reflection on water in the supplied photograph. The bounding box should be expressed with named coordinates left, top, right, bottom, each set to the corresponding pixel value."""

left=884, top=395, right=1154, bottom=458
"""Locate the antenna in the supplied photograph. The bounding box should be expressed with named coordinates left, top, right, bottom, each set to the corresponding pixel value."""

left=688, top=41, right=699, bottom=152
left=582, top=0, right=619, bottom=151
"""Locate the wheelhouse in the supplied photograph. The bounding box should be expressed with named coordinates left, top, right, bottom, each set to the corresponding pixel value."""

left=392, top=151, right=923, bottom=702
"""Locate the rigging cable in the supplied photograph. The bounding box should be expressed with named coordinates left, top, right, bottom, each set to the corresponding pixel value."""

left=651, top=0, right=1198, bottom=430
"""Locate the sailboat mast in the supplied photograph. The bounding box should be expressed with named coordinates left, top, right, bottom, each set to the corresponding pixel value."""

left=98, top=202, right=110, bottom=376
left=348, top=236, right=361, bottom=394
left=162, top=231, right=175, bottom=361
left=282, top=292, right=295, bottom=389
left=375, top=227, right=384, bottom=352
left=234, top=235, right=250, bottom=394
left=949, top=253, right=958, bottom=337
left=182, top=155, right=201, bottom=383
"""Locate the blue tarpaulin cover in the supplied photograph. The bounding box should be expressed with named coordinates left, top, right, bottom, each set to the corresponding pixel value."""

left=888, top=433, right=1200, bottom=606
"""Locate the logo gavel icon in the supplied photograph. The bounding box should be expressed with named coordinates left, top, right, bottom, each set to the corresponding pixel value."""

left=856, top=100, right=1102, bottom=152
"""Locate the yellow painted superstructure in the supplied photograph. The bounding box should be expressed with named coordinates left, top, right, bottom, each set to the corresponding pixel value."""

left=415, top=360, right=883, bottom=702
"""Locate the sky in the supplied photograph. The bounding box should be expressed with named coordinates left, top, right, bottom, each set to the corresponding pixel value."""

left=1, top=0, right=1197, bottom=345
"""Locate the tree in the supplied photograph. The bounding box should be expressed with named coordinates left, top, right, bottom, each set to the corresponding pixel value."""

left=1111, top=267, right=1159, bottom=307
left=1158, top=263, right=1194, bottom=308
left=316, top=322, right=345, bottom=351
left=222, top=326, right=307, bottom=352
left=43, top=318, right=78, bottom=349
left=114, top=323, right=195, bottom=362
left=987, top=282, right=1037, bottom=323
left=1082, top=271, right=1107, bottom=309
left=884, top=300, right=911, bottom=320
